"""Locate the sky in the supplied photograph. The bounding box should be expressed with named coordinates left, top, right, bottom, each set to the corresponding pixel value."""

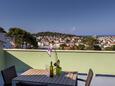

left=0, top=0, right=115, bottom=35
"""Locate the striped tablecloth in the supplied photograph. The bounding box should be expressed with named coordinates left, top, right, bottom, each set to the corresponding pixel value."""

left=12, top=69, right=78, bottom=86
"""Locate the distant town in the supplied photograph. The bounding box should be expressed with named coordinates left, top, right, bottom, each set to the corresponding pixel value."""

left=0, top=27, right=115, bottom=51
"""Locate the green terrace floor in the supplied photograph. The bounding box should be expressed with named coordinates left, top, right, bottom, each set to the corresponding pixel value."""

left=0, top=49, right=115, bottom=75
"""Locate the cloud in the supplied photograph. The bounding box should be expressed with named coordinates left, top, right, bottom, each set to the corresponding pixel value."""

left=70, top=26, right=77, bottom=34
left=72, top=26, right=76, bottom=32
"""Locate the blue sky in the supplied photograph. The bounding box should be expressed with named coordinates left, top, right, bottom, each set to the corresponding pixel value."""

left=0, top=0, right=115, bottom=35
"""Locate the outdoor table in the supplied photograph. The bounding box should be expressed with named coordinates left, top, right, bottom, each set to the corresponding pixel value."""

left=12, top=69, right=78, bottom=86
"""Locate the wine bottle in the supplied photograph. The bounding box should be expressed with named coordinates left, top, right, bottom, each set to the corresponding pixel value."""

left=50, top=61, right=54, bottom=77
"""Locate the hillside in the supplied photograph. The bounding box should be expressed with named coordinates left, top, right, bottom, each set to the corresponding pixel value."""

left=33, top=32, right=76, bottom=37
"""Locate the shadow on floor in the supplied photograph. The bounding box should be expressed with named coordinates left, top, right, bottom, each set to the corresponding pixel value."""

left=4, top=51, right=33, bottom=73
left=0, top=51, right=33, bottom=86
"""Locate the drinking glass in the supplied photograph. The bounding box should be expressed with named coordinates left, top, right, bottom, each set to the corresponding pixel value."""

left=45, top=65, right=50, bottom=77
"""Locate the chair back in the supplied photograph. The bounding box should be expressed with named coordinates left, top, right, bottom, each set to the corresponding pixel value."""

left=85, top=69, right=93, bottom=86
left=1, top=65, right=17, bottom=85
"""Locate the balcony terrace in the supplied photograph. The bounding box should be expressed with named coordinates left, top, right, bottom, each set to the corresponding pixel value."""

left=0, top=49, right=115, bottom=86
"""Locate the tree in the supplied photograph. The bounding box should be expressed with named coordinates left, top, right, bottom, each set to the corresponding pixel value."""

left=59, top=43, right=67, bottom=50
left=104, top=45, right=115, bottom=51
left=82, top=36, right=99, bottom=50
left=104, top=47, right=113, bottom=51
left=93, top=45, right=101, bottom=50
left=112, top=45, right=115, bottom=50
left=8, top=27, right=38, bottom=48
left=77, top=44, right=85, bottom=50
left=0, top=27, right=7, bottom=33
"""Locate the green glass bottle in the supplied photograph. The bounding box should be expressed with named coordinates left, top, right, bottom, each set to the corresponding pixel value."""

left=56, top=66, right=62, bottom=75
left=56, top=59, right=62, bottom=75
left=50, top=61, right=54, bottom=77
